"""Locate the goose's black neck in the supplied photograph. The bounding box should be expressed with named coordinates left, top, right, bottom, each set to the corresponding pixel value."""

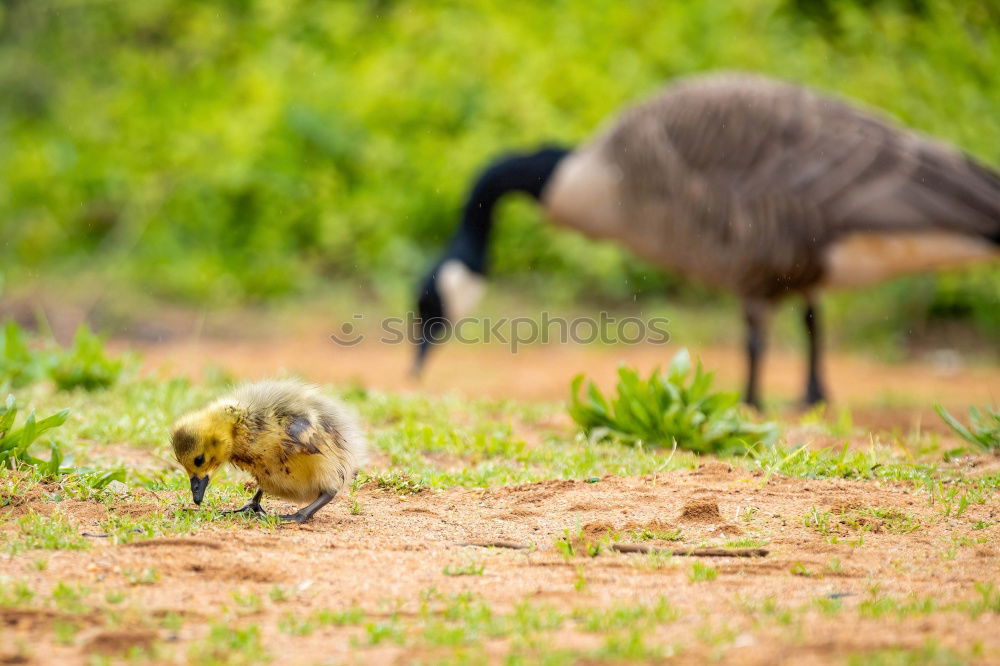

left=446, top=146, right=571, bottom=274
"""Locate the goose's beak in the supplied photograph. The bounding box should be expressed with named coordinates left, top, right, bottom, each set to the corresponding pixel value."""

left=410, top=339, right=432, bottom=380
left=190, top=475, right=210, bottom=505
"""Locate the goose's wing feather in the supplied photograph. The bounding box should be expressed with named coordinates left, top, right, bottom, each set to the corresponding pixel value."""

left=608, top=74, right=1000, bottom=243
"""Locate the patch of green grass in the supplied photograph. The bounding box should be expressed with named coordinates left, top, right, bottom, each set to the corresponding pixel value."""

left=554, top=526, right=605, bottom=559
left=0, top=579, right=35, bottom=607
left=748, top=441, right=939, bottom=484
left=688, top=562, right=718, bottom=582
left=634, top=550, right=676, bottom=570
left=629, top=527, right=682, bottom=542
left=572, top=598, right=678, bottom=632
left=123, top=568, right=160, bottom=586
left=846, top=507, right=921, bottom=535
left=804, top=505, right=920, bottom=538
left=965, top=583, right=1000, bottom=618
left=859, top=590, right=938, bottom=620
left=790, top=562, right=813, bottom=577
left=52, top=619, right=79, bottom=646
left=738, top=596, right=795, bottom=626
left=277, top=612, right=315, bottom=636
left=188, top=624, right=269, bottom=666
left=314, top=606, right=366, bottom=627
left=160, top=612, right=184, bottom=632
left=724, top=536, right=768, bottom=549
left=104, top=590, right=126, bottom=605
left=596, top=630, right=665, bottom=661
left=846, top=642, right=966, bottom=666
left=569, top=349, right=778, bottom=454
left=362, top=620, right=406, bottom=646
left=347, top=490, right=363, bottom=515
left=803, top=507, right=834, bottom=536
left=3, top=511, right=88, bottom=554
left=813, top=597, right=843, bottom=617
left=51, top=582, right=89, bottom=614
left=364, top=470, right=428, bottom=495
left=443, top=559, right=485, bottom=577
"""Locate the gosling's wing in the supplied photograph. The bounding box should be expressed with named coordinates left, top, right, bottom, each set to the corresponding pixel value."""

left=284, top=415, right=323, bottom=455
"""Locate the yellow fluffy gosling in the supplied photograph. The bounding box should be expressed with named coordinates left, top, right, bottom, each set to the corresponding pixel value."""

left=171, top=380, right=367, bottom=523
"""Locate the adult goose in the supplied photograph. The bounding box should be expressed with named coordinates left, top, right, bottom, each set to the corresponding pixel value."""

left=413, top=73, right=1000, bottom=407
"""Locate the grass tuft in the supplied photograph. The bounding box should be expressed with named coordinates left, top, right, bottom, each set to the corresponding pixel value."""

left=935, top=405, right=999, bottom=451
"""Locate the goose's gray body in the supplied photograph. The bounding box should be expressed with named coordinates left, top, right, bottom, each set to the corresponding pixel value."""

left=544, top=74, right=998, bottom=301
left=416, top=73, right=999, bottom=407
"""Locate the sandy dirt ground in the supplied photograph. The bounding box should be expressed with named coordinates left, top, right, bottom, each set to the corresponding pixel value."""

left=135, top=333, right=997, bottom=405
left=2, top=461, right=999, bottom=664
left=2, top=328, right=999, bottom=665
left=134, top=332, right=998, bottom=444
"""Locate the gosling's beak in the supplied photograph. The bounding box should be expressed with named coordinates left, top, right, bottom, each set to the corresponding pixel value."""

left=190, top=475, right=210, bottom=505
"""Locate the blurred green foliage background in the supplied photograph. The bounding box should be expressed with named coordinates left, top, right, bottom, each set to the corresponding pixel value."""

left=0, top=0, right=997, bottom=340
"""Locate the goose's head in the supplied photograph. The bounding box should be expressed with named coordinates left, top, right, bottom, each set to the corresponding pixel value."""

left=412, top=258, right=485, bottom=377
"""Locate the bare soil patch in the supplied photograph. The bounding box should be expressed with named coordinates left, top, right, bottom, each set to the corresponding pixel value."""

left=133, top=334, right=997, bottom=410
left=2, top=467, right=998, bottom=664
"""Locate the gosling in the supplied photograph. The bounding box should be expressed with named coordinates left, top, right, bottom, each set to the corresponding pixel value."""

left=171, top=379, right=367, bottom=523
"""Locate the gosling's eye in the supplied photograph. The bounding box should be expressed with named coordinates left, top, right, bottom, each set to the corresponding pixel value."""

left=194, top=455, right=205, bottom=467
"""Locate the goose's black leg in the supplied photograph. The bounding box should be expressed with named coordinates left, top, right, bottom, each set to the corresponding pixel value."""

left=225, top=489, right=265, bottom=516
left=743, top=301, right=770, bottom=410
left=803, top=299, right=828, bottom=406
left=280, top=491, right=336, bottom=524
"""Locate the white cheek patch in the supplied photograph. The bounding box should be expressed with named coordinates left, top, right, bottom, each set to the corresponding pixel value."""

left=437, top=259, right=486, bottom=320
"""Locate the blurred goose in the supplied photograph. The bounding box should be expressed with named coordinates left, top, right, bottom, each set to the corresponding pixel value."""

left=414, top=73, right=999, bottom=407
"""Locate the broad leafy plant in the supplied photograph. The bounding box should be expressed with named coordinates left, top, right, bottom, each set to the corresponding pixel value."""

left=569, top=349, right=778, bottom=455
left=0, top=394, right=70, bottom=476
left=0, top=394, right=125, bottom=488
left=1, top=321, right=45, bottom=389
left=1, top=320, right=123, bottom=392
left=50, top=325, right=123, bottom=392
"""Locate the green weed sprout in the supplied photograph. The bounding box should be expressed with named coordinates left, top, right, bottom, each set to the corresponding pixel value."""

left=49, top=325, right=123, bottom=392
left=568, top=348, right=778, bottom=455
left=935, top=405, right=999, bottom=451
left=0, top=394, right=70, bottom=476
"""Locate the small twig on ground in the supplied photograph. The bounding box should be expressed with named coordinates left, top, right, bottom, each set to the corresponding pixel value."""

left=612, top=544, right=768, bottom=557
left=458, top=541, right=767, bottom=557
left=81, top=528, right=144, bottom=538
left=459, top=541, right=532, bottom=550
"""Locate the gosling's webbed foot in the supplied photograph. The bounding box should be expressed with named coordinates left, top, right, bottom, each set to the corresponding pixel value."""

left=279, top=490, right=337, bottom=524
left=223, top=490, right=265, bottom=517
left=225, top=503, right=266, bottom=517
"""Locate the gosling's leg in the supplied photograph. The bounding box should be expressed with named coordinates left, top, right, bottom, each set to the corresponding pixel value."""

left=224, top=489, right=265, bottom=516
left=280, top=491, right=337, bottom=524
